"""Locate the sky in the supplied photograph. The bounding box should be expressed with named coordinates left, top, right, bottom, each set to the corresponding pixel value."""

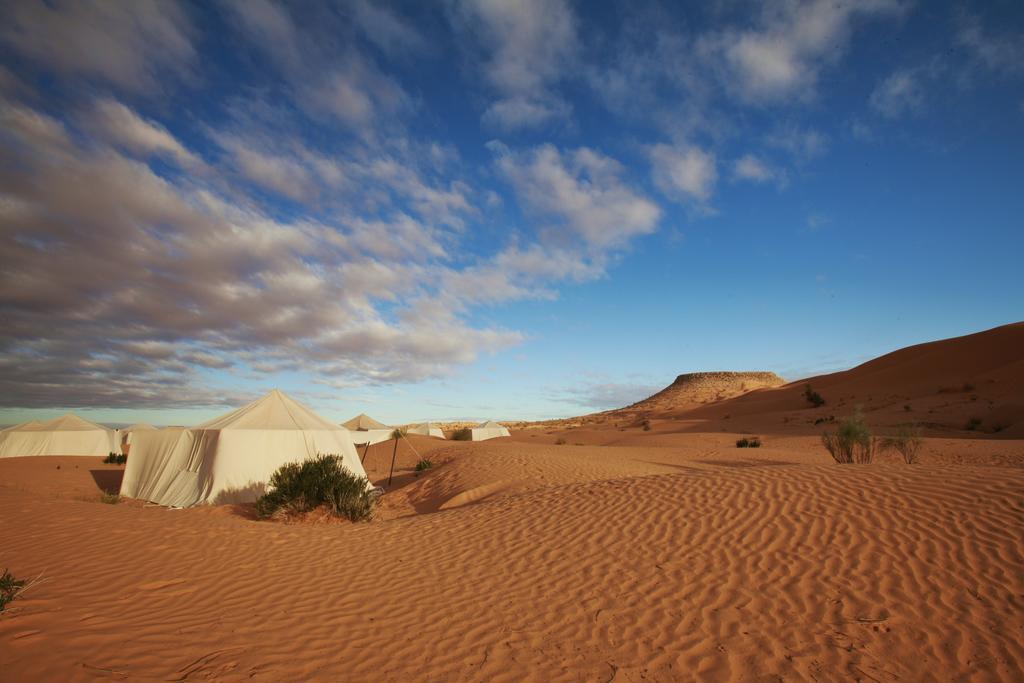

left=1, top=0, right=1022, bottom=427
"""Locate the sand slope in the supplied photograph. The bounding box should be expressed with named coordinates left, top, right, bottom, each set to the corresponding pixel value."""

left=679, top=323, right=1024, bottom=438
left=3, top=445, right=1023, bottom=681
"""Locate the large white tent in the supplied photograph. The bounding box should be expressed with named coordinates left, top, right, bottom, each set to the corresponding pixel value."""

left=469, top=420, right=511, bottom=441
left=342, top=413, right=394, bottom=446
left=406, top=422, right=445, bottom=439
left=0, top=414, right=119, bottom=458
left=121, top=390, right=367, bottom=508
left=118, top=423, right=156, bottom=449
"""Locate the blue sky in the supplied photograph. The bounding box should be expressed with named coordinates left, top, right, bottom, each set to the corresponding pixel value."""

left=1, top=0, right=1022, bottom=427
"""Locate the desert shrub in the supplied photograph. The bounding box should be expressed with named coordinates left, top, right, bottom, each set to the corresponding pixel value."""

left=103, top=452, right=127, bottom=464
left=992, top=422, right=1009, bottom=433
left=555, top=438, right=567, bottom=445
left=736, top=438, right=749, bottom=448
left=99, top=492, right=121, bottom=504
left=813, top=416, right=835, bottom=425
left=451, top=428, right=472, bottom=441
left=904, top=404, right=912, bottom=412
left=255, top=454, right=375, bottom=522
left=641, top=419, right=651, bottom=431
left=0, top=569, right=27, bottom=612
left=822, top=409, right=875, bottom=464
left=748, top=438, right=762, bottom=448
left=880, top=426, right=923, bottom=464
left=414, top=459, right=434, bottom=472
left=804, top=384, right=826, bottom=407
left=965, top=417, right=982, bottom=431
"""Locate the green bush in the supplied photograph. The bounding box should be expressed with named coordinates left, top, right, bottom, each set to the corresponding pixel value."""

left=99, top=492, right=121, bottom=504
left=748, top=438, right=761, bottom=448
left=103, top=452, right=127, bottom=465
left=414, top=459, right=434, bottom=472
left=736, top=437, right=762, bottom=448
left=804, top=384, right=825, bottom=407
left=0, top=569, right=27, bottom=612
left=822, top=409, right=875, bottom=464
left=451, top=428, right=472, bottom=441
left=736, top=438, right=749, bottom=448
left=255, top=454, right=375, bottom=522
left=880, top=426, right=923, bottom=464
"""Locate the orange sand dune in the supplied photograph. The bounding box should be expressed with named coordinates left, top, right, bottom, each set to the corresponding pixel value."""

left=644, top=322, right=1024, bottom=438
left=3, top=436, right=1023, bottom=681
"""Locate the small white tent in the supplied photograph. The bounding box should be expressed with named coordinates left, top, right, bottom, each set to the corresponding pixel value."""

left=470, top=420, right=510, bottom=441
left=406, top=422, right=445, bottom=439
left=342, top=414, right=394, bottom=446
left=0, top=414, right=119, bottom=458
left=121, top=390, right=367, bottom=508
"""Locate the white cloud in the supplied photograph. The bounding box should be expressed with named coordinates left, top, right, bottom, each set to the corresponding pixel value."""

left=870, top=68, right=926, bottom=118
left=88, top=99, right=200, bottom=167
left=555, top=378, right=662, bottom=410
left=766, top=125, right=829, bottom=161
left=448, top=0, right=579, bottom=129
left=217, top=135, right=317, bottom=202
left=350, top=0, right=427, bottom=57
left=701, top=0, right=904, bottom=103
left=482, top=96, right=570, bottom=130
left=957, top=15, right=1024, bottom=76
left=733, top=154, right=786, bottom=186
left=307, top=59, right=411, bottom=129
left=0, top=96, right=519, bottom=408
left=221, top=1, right=411, bottom=132
left=0, top=0, right=196, bottom=92
left=649, top=144, right=717, bottom=204
left=494, top=144, right=661, bottom=249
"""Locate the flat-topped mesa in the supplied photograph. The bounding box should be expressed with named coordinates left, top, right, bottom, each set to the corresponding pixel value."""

left=624, top=371, right=786, bottom=413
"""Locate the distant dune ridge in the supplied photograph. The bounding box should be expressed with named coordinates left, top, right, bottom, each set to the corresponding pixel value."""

left=623, top=371, right=786, bottom=412
left=513, top=322, right=1023, bottom=437
left=682, top=321, right=1024, bottom=437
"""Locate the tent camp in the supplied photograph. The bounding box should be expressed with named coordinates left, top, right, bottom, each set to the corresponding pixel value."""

left=0, top=414, right=119, bottom=458
left=342, top=413, right=394, bottom=446
left=469, top=420, right=511, bottom=441
left=406, top=422, right=445, bottom=439
left=119, top=423, right=156, bottom=449
left=121, top=390, right=367, bottom=508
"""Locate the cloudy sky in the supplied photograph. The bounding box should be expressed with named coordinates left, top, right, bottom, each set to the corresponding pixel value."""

left=1, top=0, right=1022, bottom=426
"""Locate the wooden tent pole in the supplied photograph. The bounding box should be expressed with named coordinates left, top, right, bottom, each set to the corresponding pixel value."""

left=387, top=437, right=399, bottom=486
left=360, top=440, right=371, bottom=464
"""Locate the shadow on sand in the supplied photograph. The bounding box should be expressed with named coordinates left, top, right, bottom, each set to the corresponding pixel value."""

left=90, top=468, right=124, bottom=494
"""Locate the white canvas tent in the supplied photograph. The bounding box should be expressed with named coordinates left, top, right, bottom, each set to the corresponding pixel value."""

left=342, top=413, right=394, bottom=446
left=0, top=414, right=119, bottom=458
left=119, top=423, right=156, bottom=449
left=121, top=390, right=367, bottom=508
left=406, top=422, right=445, bottom=439
left=470, top=420, right=510, bottom=441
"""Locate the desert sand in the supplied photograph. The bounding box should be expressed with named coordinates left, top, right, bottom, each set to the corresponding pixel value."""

left=2, top=324, right=1023, bottom=681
